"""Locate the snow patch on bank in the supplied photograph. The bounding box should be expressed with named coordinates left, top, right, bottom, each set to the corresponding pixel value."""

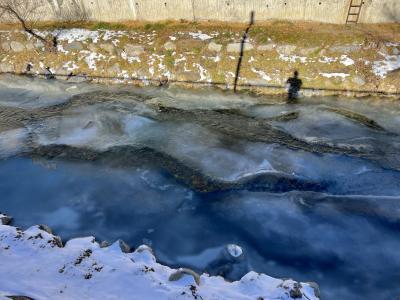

left=0, top=223, right=320, bottom=300
left=372, top=54, right=400, bottom=78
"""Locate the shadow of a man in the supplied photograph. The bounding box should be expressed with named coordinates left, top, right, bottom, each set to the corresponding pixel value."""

left=286, top=71, right=302, bottom=101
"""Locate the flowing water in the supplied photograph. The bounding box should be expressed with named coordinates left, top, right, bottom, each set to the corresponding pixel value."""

left=0, top=75, right=400, bottom=300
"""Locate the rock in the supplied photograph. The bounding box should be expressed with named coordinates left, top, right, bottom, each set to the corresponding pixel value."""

left=164, top=41, right=176, bottom=51
left=352, top=75, right=366, bottom=86
left=25, top=42, right=35, bottom=51
left=0, top=62, right=14, bottom=73
left=276, top=44, right=297, bottom=55
left=307, top=282, right=321, bottom=298
left=100, top=43, right=116, bottom=55
left=100, top=241, right=110, bottom=248
left=108, top=63, right=121, bottom=75
left=0, top=213, right=12, bottom=225
left=52, top=235, right=63, bottom=248
left=6, top=296, right=35, bottom=300
left=88, top=43, right=97, bottom=53
left=257, top=43, right=275, bottom=51
left=208, top=42, right=223, bottom=52
left=298, top=46, right=320, bottom=56
left=289, top=282, right=303, bottom=299
left=1, top=42, right=11, bottom=52
left=169, top=268, right=201, bottom=286
left=10, top=41, right=25, bottom=52
left=392, top=47, right=399, bottom=55
left=38, top=224, right=53, bottom=234
left=64, top=41, right=83, bottom=52
left=118, top=240, right=131, bottom=253
left=124, top=44, right=144, bottom=56
left=227, top=42, right=254, bottom=53
left=35, top=40, right=45, bottom=49
left=67, top=74, right=91, bottom=83
left=329, top=44, right=361, bottom=53
left=225, top=244, right=243, bottom=259
left=136, top=245, right=154, bottom=255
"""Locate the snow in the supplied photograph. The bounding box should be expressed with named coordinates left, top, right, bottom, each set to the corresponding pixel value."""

left=279, top=54, right=308, bottom=64
left=319, top=72, right=349, bottom=79
left=340, top=55, right=355, bottom=66
left=54, top=29, right=100, bottom=44
left=251, top=67, right=272, bottom=81
left=63, top=61, right=79, bottom=72
left=189, top=31, right=213, bottom=41
left=372, top=54, right=400, bottom=78
left=0, top=223, right=319, bottom=300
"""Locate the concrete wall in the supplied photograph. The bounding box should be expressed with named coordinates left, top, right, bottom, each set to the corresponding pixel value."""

left=2, top=0, right=400, bottom=24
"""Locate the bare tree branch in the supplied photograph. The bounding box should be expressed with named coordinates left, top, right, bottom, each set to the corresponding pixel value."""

left=0, top=0, right=57, bottom=51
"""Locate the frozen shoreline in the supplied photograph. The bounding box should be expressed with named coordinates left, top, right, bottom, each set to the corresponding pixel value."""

left=0, top=214, right=319, bottom=300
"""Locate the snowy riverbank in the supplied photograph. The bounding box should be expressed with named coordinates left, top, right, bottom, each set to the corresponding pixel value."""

left=0, top=214, right=320, bottom=300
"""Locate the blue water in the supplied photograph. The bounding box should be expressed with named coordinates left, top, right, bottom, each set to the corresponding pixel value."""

left=0, top=77, right=400, bottom=300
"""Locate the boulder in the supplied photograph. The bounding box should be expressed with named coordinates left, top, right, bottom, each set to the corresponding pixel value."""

left=392, top=47, right=399, bottom=55
left=38, top=224, right=53, bottom=234
left=298, top=46, right=320, bottom=56
left=108, top=63, right=121, bottom=75
left=276, top=44, right=297, bottom=55
left=100, top=43, right=116, bottom=55
left=0, top=62, right=14, bottom=73
left=64, top=41, right=83, bottom=52
left=169, top=268, right=201, bottom=286
left=10, top=41, right=25, bottom=52
left=124, top=44, right=144, bottom=56
left=0, top=213, right=12, bottom=225
left=88, top=43, right=97, bottom=53
left=257, top=43, right=275, bottom=51
left=25, top=42, right=35, bottom=51
left=1, top=42, right=11, bottom=52
left=35, top=40, right=45, bottom=49
left=227, top=42, right=254, bottom=53
left=208, top=42, right=223, bottom=52
left=329, top=44, right=361, bottom=53
left=352, top=75, right=366, bottom=86
left=119, top=239, right=131, bottom=253
left=163, top=41, right=176, bottom=51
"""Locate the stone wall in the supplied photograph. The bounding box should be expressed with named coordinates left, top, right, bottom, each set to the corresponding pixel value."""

left=1, top=0, right=399, bottom=24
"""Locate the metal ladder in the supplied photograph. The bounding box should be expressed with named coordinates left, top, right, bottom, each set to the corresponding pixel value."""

left=346, top=0, right=363, bottom=24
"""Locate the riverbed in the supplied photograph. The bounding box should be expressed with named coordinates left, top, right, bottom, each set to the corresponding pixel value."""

left=0, top=75, right=399, bottom=300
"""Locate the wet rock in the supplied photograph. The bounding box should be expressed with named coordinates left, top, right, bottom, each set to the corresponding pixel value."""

left=257, top=44, right=275, bottom=51
left=208, top=42, right=222, bottom=52
left=276, top=44, right=297, bottom=55
left=100, top=43, right=116, bottom=55
left=67, top=74, right=91, bottom=83
left=6, top=296, right=35, bottom=300
left=100, top=241, right=110, bottom=248
left=289, top=282, right=303, bottom=299
left=164, top=41, right=176, bottom=51
left=307, top=282, right=321, bottom=298
left=225, top=244, right=243, bottom=259
left=169, top=268, right=201, bottom=286
left=136, top=245, right=154, bottom=255
left=329, top=44, right=361, bottom=53
left=1, top=42, right=11, bottom=52
left=0, top=213, right=12, bottom=225
left=64, top=41, right=83, bottom=52
left=227, top=42, right=254, bottom=53
left=0, top=62, right=14, bottom=73
left=352, top=75, right=366, bottom=86
left=124, top=44, right=144, bottom=56
left=119, top=239, right=131, bottom=253
left=38, top=224, right=53, bottom=234
left=10, top=41, right=25, bottom=52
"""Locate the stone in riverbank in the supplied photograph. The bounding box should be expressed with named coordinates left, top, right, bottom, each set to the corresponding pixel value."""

left=227, top=42, right=254, bottom=53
